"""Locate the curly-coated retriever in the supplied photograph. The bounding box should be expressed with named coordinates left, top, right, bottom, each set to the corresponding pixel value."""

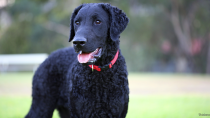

left=25, top=3, right=129, bottom=118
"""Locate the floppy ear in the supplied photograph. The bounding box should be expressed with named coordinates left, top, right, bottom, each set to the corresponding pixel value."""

left=101, top=3, right=129, bottom=41
left=68, top=4, right=84, bottom=42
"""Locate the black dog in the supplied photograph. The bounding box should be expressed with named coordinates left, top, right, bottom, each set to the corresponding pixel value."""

left=26, top=3, right=129, bottom=118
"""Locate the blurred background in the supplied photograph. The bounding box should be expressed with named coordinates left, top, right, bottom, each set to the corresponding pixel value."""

left=0, top=0, right=210, bottom=118
left=0, top=0, right=210, bottom=73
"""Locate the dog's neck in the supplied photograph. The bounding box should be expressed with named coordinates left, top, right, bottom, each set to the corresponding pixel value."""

left=94, top=38, right=120, bottom=66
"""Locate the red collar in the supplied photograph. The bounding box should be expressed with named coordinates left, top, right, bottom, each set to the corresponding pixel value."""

left=89, top=50, right=119, bottom=71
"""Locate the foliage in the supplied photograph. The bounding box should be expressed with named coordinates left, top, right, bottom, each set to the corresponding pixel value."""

left=0, top=0, right=70, bottom=54
left=0, top=0, right=209, bottom=73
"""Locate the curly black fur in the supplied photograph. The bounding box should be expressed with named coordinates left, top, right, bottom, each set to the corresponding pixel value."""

left=25, top=3, right=129, bottom=118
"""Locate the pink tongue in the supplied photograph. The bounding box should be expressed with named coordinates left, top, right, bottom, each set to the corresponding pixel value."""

left=77, top=53, right=92, bottom=63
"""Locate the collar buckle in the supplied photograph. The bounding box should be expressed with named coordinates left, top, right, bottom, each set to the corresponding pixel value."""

left=99, top=62, right=111, bottom=71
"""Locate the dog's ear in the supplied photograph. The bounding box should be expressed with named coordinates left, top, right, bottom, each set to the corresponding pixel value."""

left=101, top=3, right=129, bottom=41
left=68, top=4, right=84, bottom=42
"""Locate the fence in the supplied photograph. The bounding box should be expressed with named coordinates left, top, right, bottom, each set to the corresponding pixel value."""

left=0, top=54, right=48, bottom=72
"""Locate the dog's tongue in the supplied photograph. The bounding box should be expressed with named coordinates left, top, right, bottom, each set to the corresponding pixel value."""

left=77, top=53, right=92, bottom=63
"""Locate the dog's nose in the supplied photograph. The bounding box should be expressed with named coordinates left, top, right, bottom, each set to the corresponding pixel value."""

left=73, top=38, right=87, bottom=47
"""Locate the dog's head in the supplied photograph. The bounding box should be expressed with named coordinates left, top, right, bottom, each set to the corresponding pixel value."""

left=69, top=3, right=128, bottom=64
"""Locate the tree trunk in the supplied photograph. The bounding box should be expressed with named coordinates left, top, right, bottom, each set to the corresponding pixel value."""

left=169, top=1, right=194, bottom=72
left=206, top=35, right=210, bottom=74
left=170, top=3, right=191, bottom=55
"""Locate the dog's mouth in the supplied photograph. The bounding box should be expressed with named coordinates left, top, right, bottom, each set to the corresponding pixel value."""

left=77, top=48, right=102, bottom=64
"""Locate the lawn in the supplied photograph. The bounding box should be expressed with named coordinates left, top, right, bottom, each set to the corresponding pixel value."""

left=0, top=72, right=210, bottom=118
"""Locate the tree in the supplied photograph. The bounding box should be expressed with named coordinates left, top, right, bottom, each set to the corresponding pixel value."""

left=130, top=0, right=210, bottom=73
left=0, top=0, right=78, bottom=54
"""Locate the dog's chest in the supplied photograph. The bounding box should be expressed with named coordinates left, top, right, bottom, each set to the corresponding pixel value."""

left=70, top=70, right=127, bottom=117
left=71, top=72, right=122, bottom=98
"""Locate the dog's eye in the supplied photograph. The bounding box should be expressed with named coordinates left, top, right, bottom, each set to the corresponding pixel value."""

left=75, top=21, right=80, bottom=25
left=95, top=20, right=101, bottom=25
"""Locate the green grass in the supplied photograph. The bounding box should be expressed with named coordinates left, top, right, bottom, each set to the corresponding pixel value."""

left=0, top=72, right=210, bottom=118
left=0, top=96, right=59, bottom=118
left=0, top=72, right=32, bottom=86
left=127, top=95, right=210, bottom=118
left=0, top=95, right=209, bottom=118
